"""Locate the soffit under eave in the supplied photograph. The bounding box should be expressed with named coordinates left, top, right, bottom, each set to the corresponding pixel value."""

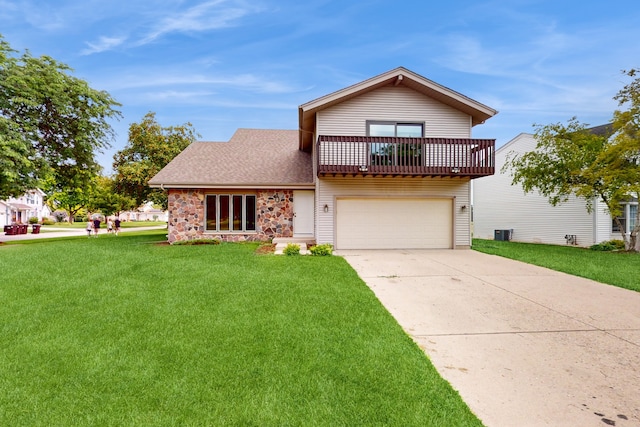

left=299, top=78, right=393, bottom=129
left=298, top=75, right=398, bottom=151
left=393, top=77, right=497, bottom=125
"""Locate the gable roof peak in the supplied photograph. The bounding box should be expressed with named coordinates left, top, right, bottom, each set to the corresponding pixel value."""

left=298, top=67, right=497, bottom=151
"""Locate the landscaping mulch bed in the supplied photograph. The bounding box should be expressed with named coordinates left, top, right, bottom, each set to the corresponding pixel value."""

left=255, top=243, right=275, bottom=255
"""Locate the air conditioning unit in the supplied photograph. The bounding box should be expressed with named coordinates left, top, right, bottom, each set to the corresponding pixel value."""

left=494, top=229, right=512, bottom=241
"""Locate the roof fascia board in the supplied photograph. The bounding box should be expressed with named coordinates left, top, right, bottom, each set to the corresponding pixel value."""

left=495, top=133, right=535, bottom=154
left=149, top=184, right=316, bottom=190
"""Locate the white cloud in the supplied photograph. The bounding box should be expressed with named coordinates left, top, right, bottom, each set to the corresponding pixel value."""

left=80, top=1, right=264, bottom=54
left=81, top=36, right=127, bottom=55
left=137, top=0, right=262, bottom=45
left=100, top=69, right=301, bottom=95
left=136, top=90, right=293, bottom=109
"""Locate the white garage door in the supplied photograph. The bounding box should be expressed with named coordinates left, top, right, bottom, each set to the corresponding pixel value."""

left=336, top=198, right=453, bottom=249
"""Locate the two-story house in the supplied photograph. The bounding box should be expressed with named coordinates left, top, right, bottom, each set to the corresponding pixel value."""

left=473, top=131, right=638, bottom=247
left=1, top=189, right=50, bottom=226
left=149, top=67, right=497, bottom=249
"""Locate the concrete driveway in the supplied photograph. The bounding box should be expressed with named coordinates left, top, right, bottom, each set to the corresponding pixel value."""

left=338, top=249, right=640, bottom=427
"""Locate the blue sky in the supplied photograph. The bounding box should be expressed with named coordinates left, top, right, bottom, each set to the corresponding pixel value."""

left=1, top=0, right=639, bottom=172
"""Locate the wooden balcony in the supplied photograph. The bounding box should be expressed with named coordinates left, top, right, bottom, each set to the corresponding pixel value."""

left=317, top=135, right=495, bottom=178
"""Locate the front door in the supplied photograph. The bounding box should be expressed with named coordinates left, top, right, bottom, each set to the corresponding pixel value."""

left=293, top=190, right=314, bottom=237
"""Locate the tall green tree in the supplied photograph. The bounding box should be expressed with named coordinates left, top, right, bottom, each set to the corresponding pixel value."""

left=45, top=182, right=94, bottom=224
left=607, top=69, right=640, bottom=250
left=0, top=35, right=121, bottom=198
left=503, top=70, right=640, bottom=251
left=0, top=116, right=40, bottom=195
left=113, top=112, right=198, bottom=209
left=88, top=175, right=137, bottom=218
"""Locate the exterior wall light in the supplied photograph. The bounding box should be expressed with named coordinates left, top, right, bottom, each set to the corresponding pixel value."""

left=323, top=204, right=329, bottom=213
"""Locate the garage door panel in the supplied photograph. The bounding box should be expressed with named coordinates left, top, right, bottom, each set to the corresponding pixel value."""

left=336, top=198, right=452, bottom=249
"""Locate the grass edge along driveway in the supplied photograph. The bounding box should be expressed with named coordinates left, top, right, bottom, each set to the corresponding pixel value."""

left=0, top=231, right=482, bottom=426
left=473, top=238, right=640, bottom=292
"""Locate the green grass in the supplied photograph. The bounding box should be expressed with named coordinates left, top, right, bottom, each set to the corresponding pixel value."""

left=0, top=232, right=481, bottom=426
left=473, top=238, right=640, bottom=292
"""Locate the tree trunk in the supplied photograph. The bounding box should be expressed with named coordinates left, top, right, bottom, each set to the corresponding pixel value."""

left=614, top=217, right=631, bottom=250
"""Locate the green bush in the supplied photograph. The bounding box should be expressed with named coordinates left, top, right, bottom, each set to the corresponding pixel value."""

left=283, top=243, right=300, bottom=256
left=41, top=218, right=55, bottom=225
left=173, top=238, right=222, bottom=246
left=310, top=243, right=333, bottom=256
left=28, top=217, right=39, bottom=224
left=590, top=239, right=626, bottom=251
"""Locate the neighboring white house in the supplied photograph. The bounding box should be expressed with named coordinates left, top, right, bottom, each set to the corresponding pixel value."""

left=473, top=133, right=637, bottom=247
left=0, top=189, right=51, bottom=226
left=120, top=201, right=168, bottom=222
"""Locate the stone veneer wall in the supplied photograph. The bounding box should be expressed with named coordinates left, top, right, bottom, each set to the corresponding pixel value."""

left=167, top=189, right=293, bottom=243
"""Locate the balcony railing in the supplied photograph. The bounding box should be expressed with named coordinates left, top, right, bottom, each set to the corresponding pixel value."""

left=317, top=135, right=495, bottom=178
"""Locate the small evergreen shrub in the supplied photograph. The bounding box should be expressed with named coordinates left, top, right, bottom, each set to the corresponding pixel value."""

left=41, top=218, right=55, bottom=225
left=590, top=239, right=625, bottom=251
left=173, top=238, right=222, bottom=246
left=283, top=243, right=300, bottom=256
left=309, top=243, right=333, bottom=256
left=28, top=217, right=39, bottom=224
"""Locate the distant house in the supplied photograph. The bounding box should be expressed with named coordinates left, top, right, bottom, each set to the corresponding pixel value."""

left=473, top=133, right=637, bottom=246
left=120, top=202, right=168, bottom=222
left=0, top=189, right=51, bottom=226
left=150, top=67, right=498, bottom=248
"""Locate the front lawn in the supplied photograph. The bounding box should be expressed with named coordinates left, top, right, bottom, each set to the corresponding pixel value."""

left=473, top=238, right=640, bottom=292
left=0, top=232, right=481, bottom=426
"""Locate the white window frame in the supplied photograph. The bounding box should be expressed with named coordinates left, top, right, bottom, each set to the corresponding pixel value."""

left=205, top=194, right=256, bottom=232
left=612, top=199, right=638, bottom=235
left=366, top=121, right=425, bottom=166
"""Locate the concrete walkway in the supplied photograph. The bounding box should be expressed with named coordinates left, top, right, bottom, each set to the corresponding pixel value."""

left=338, top=249, right=640, bottom=427
left=0, top=225, right=166, bottom=242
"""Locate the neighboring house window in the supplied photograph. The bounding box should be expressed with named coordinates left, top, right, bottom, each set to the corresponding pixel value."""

left=367, top=121, right=424, bottom=166
left=612, top=216, right=625, bottom=233
left=612, top=201, right=638, bottom=233
left=205, top=194, right=256, bottom=232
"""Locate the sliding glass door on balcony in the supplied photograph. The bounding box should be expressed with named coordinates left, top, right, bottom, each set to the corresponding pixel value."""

left=368, top=122, right=424, bottom=166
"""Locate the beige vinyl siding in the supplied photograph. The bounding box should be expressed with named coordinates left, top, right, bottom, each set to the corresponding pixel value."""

left=316, top=85, right=471, bottom=138
left=473, top=133, right=610, bottom=247
left=317, top=176, right=471, bottom=248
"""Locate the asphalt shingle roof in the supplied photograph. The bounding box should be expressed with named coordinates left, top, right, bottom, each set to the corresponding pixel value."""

left=149, top=129, right=313, bottom=188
